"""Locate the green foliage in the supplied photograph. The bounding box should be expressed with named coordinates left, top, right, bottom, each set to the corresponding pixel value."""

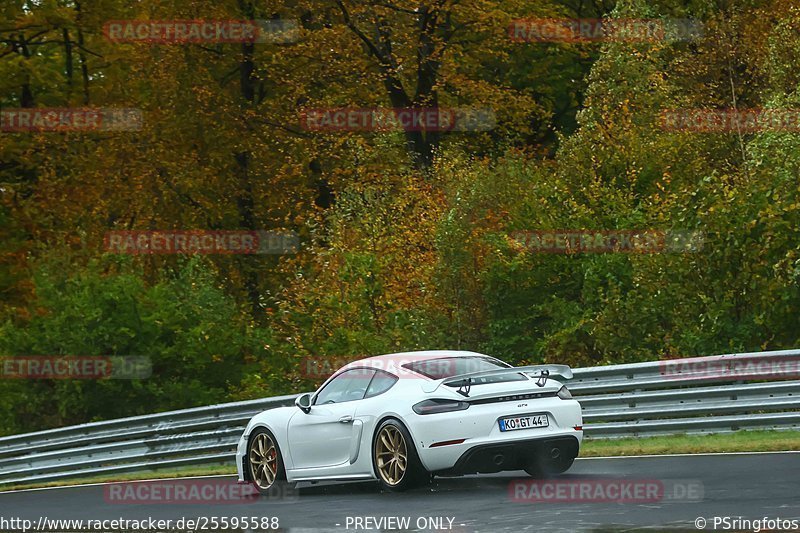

left=3, top=0, right=800, bottom=435
left=0, top=254, right=268, bottom=434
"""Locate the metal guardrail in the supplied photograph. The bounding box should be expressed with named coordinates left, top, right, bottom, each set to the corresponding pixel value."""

left=1, top=350, right=798, bottom=486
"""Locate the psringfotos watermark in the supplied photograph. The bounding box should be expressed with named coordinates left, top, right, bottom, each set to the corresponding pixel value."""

left=508, top=18, right=703, bottom=43
left=659, top=108, right=800, bottom=133
left=104, top=478, right=297, bottom=504
left=695, top=516, right=800, bottom=531
left=104, top=230, right=299, bottom=255
left=1, top=108, right=142, bottom=132
left=0, top=356, right=151, bottom=379
left=103, top=19, right=299, bottom=44
left=660, top=355, right=800, bottom=382
left=299, top=107, right=496, bottom=132
left=511, top=230, right=704, bottom=254
left=510, top=478, right=704, bottom=503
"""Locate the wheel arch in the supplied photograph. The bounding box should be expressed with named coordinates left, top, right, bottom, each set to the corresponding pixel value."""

left=243, top=424, right=280, bottom=482
left=242, top=406, right=295, bottom=472
left=371, top=414, right=414, bottom=447
left=370, top=414, right=426, bottom=471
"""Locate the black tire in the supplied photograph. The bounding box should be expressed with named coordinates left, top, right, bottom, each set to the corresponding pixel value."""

left=247, top=427, right=288, bottom=496
left=524, top=454, right=575, bottom=478
left=372, top=419, right=427, bottom=492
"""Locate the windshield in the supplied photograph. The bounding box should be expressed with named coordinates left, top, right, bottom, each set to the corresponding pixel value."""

left=402, top=356, right=512, bottom=380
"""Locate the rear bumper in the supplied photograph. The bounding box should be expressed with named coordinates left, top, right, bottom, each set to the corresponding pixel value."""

left=435, top=435, right=579, bottom=475
left=413, top=397, right=583, bottom=472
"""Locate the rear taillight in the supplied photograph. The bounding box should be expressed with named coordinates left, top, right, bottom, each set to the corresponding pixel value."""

left=557, top=385, right=572, bottom=400
left=413, top=399, right=470, bottom=415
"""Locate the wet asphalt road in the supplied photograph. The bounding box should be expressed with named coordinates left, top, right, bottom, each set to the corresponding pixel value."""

left=0, top=453, right=798, bottom=532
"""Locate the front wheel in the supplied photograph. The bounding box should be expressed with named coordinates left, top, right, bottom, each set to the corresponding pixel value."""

left=247, top=428, right=287, bottom=495
left=373, top=419, right=427, bottom=492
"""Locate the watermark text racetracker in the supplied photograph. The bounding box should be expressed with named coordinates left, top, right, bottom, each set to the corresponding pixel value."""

left=104, top=478, right=296, bottom=504
left=1, top=108, right=142, bottom=132
left=661, top=354, right=800, bottom=382
left=660, top=108, right=800, bottom=132
left=0, top=356, right=151, bottom=380
left=511, top=229, right=704, bottom=254
left=0, top=515, right=280, bottom=532
left=104, top=230, right=298, bottom=255
left=509, top=18, right=703, bottom=42
left=300, top=107, right=496, bottom=132
left=510, top=478, right=704, bottom=503
left=299, top=353, right=504, bottom=380
left=103, top=19, right=298, bottom=44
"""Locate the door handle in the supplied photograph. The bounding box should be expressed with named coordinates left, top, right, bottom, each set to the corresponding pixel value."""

left=339, top=415, right=354, bottom=423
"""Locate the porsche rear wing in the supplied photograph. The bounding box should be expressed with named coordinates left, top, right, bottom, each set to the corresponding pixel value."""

left=420, top=364, right=573, bottom=394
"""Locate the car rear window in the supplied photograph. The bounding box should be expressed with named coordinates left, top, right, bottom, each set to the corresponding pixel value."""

left=402, top=356, right=511, bottom=380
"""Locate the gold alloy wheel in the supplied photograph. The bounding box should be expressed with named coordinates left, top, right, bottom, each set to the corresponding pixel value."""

left=249, top=432, right=279, bottom=490
left=375, top=425, right=408, bottom=486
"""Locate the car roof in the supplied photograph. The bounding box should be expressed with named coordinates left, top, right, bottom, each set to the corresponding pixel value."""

left=339, top=350, right=495, bottom=377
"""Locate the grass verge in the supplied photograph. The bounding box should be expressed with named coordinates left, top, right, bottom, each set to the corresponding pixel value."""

left=0, top=464, right=236, bottom=492
left=2, top=430, right=798, bottom=491
left=580, top=429, right=800, bottom=457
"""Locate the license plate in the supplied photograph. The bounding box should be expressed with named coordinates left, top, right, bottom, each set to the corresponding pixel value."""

left=499, top=414, right=548, bottom=432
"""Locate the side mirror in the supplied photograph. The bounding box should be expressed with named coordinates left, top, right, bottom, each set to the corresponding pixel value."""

left=295, top=393, right=312, bottom=413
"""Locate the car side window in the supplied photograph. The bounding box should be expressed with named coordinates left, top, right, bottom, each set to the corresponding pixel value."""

left=365, top=370, right=398, bottom=398
left=314, top=368, right=376, bottom=405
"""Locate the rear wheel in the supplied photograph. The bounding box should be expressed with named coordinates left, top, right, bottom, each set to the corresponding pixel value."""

left=247, top=428, right=287, bottom=495
left=373, top=419, right=426, bottom=492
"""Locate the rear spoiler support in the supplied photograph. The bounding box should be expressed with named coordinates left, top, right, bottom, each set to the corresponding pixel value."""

left=536, top=369, right=550, bottom=387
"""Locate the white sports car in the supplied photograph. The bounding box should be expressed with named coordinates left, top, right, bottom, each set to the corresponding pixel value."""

left=236, top=350, right=583, bottom=493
